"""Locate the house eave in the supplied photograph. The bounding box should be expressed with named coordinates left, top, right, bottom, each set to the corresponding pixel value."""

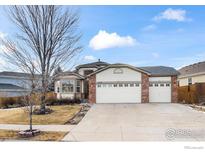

left=178, top=71, right=205, bottom=79
left=86, top=64, right=151, bottom=78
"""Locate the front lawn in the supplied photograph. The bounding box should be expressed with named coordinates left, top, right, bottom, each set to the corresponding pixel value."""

left=0, top=129, right=67, bottom=141
left=0, top=105, right=81, bottom=125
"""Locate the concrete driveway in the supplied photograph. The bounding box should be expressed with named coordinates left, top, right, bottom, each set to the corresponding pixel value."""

left=62, top=103, right=205, bottom=141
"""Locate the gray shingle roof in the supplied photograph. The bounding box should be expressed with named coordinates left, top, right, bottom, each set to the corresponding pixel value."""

left=139, top=66, right=179, bottom=76
left=0, top=71, right=40, bottom=78
left=178, top=61, right=205, bottom=76
left=76, top=60, right=109, bottom=70
left=56, top=71, right=84, bottom=79
left=0, top=83, right=25, bottom=90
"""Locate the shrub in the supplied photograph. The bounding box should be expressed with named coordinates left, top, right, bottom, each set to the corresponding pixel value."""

left=0, top=96, right=25, bottom=109
left=46, top=98, right=81, bottom=106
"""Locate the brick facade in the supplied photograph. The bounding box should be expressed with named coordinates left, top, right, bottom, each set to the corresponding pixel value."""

left=141, top=73, right=149, bottom=103
left=88, top=74, right=96, bottom=103
left=171, top=76, right=178, bottom=103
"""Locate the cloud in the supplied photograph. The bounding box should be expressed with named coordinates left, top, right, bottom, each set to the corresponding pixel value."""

left=0, top=57, right=6, bottom=71
left=84, top=55, right=97, bottom=61
left=176, top=28, right=184, bottom=33
left=0, top=32, right=7, bottom=39
left=151, top=52, right=160, bottom=58
left=0, top=32, right=9, bottom=54
left=89, top=30, right=137, bottom=50
left=153, top=8, right=191, bottom=22
left=142, top=24, right=157, bottom=31
left=0, top=58, right=6, bottom=65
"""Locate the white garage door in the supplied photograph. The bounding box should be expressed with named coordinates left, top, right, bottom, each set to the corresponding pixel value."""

left=96, top=82, right=141, bottom=103
left=149, top=77, right=171, bottom=103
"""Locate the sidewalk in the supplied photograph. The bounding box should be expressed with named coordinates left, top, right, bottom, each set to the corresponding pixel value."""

left=0, top=124, right=75, bottom=132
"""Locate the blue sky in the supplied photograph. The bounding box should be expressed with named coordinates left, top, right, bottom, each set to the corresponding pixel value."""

left=1, top=6, right=205, bottom=71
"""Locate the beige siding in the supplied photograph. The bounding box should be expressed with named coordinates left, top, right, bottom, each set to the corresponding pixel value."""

left=96, top=67, right=141, bottom=82
left=78, top=67, right=97, bottom=76
left=179, top=74, right=205, bottom=86
left=149, top=77, right=171, bottom=82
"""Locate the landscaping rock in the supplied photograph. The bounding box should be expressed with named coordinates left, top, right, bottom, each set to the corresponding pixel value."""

left=66, top=103, right=91, bottom=125
left=19, top=129, right=40, bottom=138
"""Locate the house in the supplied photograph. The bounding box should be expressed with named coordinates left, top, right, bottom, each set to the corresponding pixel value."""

left=55, top=60, right=179, bottom=103
left=178, top=61, right=205, bottom=86
left=0, top=71, right=32, bottom=97
left=54, top=60, right=109, bottom=99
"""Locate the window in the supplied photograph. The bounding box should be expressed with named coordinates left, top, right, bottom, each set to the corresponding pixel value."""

left=149, top=83, right=153, bottom=87
left=166, top=83, right=170, bottom=87
left=84, top=70, right=94, bottom=76
left=160, top=83, right=164, bottom=87
left=188, top=78, right=192, bottom=85
left=113, top=68, right=123, bottom=74
left=154, top=83, right=158, bottom=87
left=119, top=83, right=123, bottom=87
left=135, top=83, right=139, bottom=87
left=97, top=84, right=101, bottom=88
left=62, top=80, right=74, bottom=93
left=113, top=84, right=117, bottom=87
left=130, top=83, right=134, bottom=87
left=124, top=83, right=128, bottom=87
left=108, top=84, right=112, bottom=87
left=103, top=84, right=106, bottom=88
left=76, top=80, right=81, bottom=92
left=57, top=87, right=60, bottom=93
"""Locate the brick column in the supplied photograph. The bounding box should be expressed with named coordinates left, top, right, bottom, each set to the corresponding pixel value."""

left=171, top=76, right=178, bottom=103
left=141, top=73, right=149, bottom=103
left=88, top=74, right=96, bottom=103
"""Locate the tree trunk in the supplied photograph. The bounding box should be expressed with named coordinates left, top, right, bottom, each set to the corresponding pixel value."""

left=40, top=72, right=47, bottom=114
left=29, top=101, right=33, bottom=131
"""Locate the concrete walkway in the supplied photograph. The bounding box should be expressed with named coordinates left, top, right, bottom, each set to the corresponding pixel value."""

left=62, top=103, right=205, bottom=141
left=0, top=124, right=75, bottom=132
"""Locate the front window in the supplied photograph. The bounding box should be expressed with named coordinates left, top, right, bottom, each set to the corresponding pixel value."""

left=62, top=80, right=74, bottom=93
left=76, top=80, right=81, bottom=92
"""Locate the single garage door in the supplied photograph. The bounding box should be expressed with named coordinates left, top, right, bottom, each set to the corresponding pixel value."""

left=149, top=82, right=171, bottom=103
left=96, top=82, right=141, bottom=103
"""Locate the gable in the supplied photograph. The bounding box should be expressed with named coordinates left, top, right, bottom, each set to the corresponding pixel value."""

left=96, top=67, right=142, bottom=82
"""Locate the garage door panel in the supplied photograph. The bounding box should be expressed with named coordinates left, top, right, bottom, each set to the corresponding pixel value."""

left=149, top=77, right=171, bottom=103
left=96, top=85, right=141, bottom=103
left=149, top=87, right=171, bottom=102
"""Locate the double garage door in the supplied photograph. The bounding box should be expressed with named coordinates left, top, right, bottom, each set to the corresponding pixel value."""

left=96, top=82, right=141, bottom=103
left=96, top=81, right=171, bottom=103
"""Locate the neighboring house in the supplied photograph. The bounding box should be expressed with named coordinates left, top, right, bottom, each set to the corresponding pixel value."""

left=0, top=71, right=39, bottom=97
left=55, top=60, right=179, bottom=103
left=178, top=61, right=205, bottom=86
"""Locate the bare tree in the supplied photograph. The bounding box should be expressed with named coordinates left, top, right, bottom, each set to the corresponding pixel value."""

left=21, top=68, right=40, bottom=131
left=1, top=6, right=82, bottom=113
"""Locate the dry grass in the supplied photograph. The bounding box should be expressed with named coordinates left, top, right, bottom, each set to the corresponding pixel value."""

left=0, top=105, right=81, bottom=125
left=0, top=129, right=67, bottom=141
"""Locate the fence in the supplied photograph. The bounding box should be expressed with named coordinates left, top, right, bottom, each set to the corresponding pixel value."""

left=178, top=83, right=205, bottom=104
